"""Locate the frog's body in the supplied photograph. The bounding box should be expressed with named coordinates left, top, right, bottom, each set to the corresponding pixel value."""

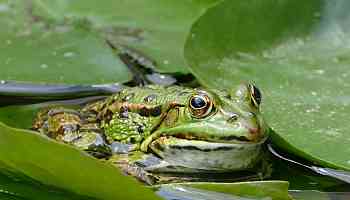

left=33, top=84, right=269, bottom=184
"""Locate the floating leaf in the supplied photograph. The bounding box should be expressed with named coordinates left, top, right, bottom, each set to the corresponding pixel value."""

left=185, top=0, right=350, bottom=170
left=0, top=0, right=131, bottom=85
left=0, top=169, right=97, bottom=200
left=0, top=122, right=161, bottom=200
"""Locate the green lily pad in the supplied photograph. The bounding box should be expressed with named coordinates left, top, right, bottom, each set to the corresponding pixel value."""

left=0, top=122, right=161, bottom=200
left=0, top=0, right=131, bottom=84
left=31, top=0, right=220, bottom=73
left=171, top=181, right=291, bottom=200
left=185, top=0, right=350, bottom=170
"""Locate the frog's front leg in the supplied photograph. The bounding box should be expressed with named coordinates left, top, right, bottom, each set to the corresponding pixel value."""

left=140, top=102, right=184, bottom=152
left=33, top=107, right=111, bottom=158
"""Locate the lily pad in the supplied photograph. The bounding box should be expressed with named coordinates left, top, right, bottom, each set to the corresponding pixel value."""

left=0, top=0, right=131, bottom=84
left=31, top=0, right=220, bottom=73
left=0, top=170, right=97, bottom=200
left=0, top=122, right=161, bottom=200
left=185, top=0, right=350, bottom=170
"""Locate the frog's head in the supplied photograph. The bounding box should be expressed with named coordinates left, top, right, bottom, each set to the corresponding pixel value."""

left=198, top=83, right=267, bottom=143
left=141, top=83, right=269, bottom=172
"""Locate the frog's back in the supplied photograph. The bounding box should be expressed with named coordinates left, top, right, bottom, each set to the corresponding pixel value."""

left=111, top=85, right=194, bottom=106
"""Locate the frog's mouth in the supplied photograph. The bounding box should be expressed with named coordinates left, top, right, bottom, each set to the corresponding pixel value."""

left=140, top=130, right=266, bottom=152
left=139, top=121, right=265, bottom=152
left=150, top=135, right=261, bottom=151
left=164, top=132, right=252, bottom=142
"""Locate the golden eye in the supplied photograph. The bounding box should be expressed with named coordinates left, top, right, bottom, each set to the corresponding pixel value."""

left=189, top=94, right=213, bottom=118
left=248, top=84, right=262, bottom=108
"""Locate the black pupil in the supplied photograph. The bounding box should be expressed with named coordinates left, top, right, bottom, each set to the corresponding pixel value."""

left=191, top=96, right=206, bottom=108
left=252, top=85, right=261, bottom=105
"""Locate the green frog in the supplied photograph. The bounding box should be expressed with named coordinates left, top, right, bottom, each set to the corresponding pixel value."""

left=32, top=83, right=269, bottom=184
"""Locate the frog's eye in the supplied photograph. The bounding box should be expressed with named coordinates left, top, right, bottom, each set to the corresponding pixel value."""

left=189, top=94, right=213, bottom=118
left=248, top=84, right=262, bottom=108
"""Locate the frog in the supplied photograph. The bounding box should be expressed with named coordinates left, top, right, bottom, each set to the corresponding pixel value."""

left=32, top=83, right=270, bottom=184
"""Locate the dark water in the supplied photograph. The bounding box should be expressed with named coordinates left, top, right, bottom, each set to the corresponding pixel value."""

left=158, top=186, right=350, bottom=200
left=270, top=157, right=350, bottom=192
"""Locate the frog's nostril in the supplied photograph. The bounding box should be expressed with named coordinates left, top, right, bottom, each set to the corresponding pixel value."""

left=248, top=127, right=259, bottom=135
left=227, top=113, right=238, bottom=123
left=248, top=127, right=262, bottom=141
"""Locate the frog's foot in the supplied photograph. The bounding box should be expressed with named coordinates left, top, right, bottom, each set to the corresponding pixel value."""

left=110, top=141, right=137, bottom=154
left=107, top=154, right=159, bottom=185
left=72, top=131, right=112, bottom=158
left=32, top=107, right=81, bottom=137
left=33, top=107, right=111, bottom=158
